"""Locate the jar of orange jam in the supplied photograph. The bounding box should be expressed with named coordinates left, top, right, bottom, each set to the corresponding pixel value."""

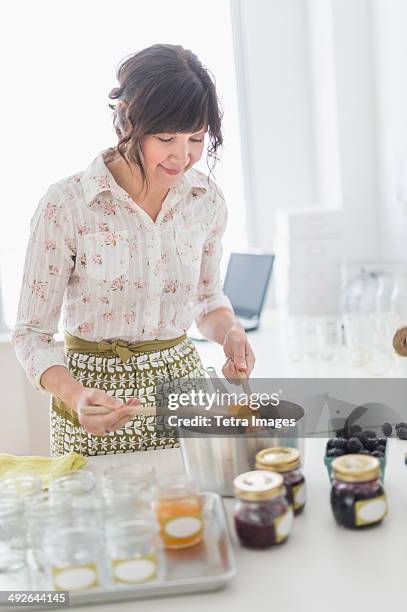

left=154, top=475, right=203, bottom=549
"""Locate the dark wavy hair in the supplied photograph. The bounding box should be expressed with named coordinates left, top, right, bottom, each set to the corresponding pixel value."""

left=106, top=44, right=224, bottom=192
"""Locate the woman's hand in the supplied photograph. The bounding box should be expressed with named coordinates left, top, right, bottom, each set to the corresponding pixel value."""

left=70, top=387, right=141, bottom=436
left=221, top=325, right=256, bottom=382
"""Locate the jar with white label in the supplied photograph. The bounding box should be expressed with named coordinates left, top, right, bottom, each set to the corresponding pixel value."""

left=255, top=447, right=306, bottom=515
left=25, top=494, right=71, bottom=570
left=233, top=470, right=294, bottom=549
left=106, top=515, right=163, bottom=585
left=44, top=526, right=106, bottom=592
left=330, top=454, right=387, bottom=528
left=154, top=475, right=204, bottom=549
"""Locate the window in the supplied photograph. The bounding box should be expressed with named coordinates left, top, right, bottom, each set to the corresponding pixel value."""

left=1, top=0, right=247, bottom=327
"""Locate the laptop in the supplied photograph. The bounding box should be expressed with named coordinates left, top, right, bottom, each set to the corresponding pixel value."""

left=189, top=251, right=274, bottom=340
left=223, top=252, right=275, bottom=331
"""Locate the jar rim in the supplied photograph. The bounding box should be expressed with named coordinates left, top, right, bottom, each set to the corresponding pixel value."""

left=255, top=447, right=301, bottom=472
left=234, top=470, right=285, bottom=501
left=331, top=454, right=380, bottom=482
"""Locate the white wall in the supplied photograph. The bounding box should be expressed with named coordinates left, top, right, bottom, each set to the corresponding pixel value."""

left=231, top=0, right=318, bottom=249
left=371, top=0, right=407, bottom=263
left=232, top=0, right=382, bottom=263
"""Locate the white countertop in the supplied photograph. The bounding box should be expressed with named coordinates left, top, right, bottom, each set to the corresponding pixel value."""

left=2, top=439, right=405, bottom=611
left=79, top=437, right=407, bottom=611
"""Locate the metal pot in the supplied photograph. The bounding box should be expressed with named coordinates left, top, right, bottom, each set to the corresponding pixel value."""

left=179, top=398, right=305, bottom=497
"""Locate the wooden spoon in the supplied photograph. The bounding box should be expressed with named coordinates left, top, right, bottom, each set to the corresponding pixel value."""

left=236, top=369, right=268, bottom=434
left=80, top=404, right=156, bottom=417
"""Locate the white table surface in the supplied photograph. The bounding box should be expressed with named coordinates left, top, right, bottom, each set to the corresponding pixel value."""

left=80, top=439, right=407, bottom=611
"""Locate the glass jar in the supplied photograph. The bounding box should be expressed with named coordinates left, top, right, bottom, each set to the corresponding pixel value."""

left=44, top=526, right=106, bottom=592
left=255, top=447, right=306, bottom=515
left=233, top=470, right=294, bottom=549
left=0, top=497, right=27, bottom=572
left=102, top=463, right=154, bottom=509
left=330, top=454, right=387, bottom=528
left=0, top=475, right=42, bottom=505
left=25, top=494, right=71, bottom=570
left=154, top=475, right=203, bottom=550
left=106, top=515, right=162, bottom=585
left=49, top=469, right=96, bottom=498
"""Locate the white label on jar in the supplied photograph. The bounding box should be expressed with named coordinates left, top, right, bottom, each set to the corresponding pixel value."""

left=275, top=507, right=294, bottom=543
left=164, top=516, right=203, bottom=539
left=355, top=495, right=388, bottom=526
left=52, top=564, right=99, bottom=591
left=112, top=556, right=157, bottom=584
left=293, top=483, right=307, bottom=509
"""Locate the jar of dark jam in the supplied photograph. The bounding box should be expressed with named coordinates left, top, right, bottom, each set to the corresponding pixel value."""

left=330, top=454, right=388, bottom=529
left=233, top=470, right=294, bottom=549
left=255, top=447, right=306, bottom=515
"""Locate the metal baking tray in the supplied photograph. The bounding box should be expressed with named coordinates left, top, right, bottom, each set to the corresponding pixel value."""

left=0, top=492, right=236, bottom=609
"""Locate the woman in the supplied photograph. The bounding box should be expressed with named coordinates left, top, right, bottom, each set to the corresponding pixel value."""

left=12, top=44, right=255, bottom=457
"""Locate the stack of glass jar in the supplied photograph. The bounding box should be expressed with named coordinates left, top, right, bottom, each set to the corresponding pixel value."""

left=0, top=466, right=205, bottom=592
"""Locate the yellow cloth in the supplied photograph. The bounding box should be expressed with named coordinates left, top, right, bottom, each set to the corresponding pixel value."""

left=0, top=452, right=87, bottom=489
left=64, top=331, right=188, bottom=363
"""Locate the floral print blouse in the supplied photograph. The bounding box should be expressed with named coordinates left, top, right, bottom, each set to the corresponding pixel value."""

left=12, top=149, right=233, bottom=392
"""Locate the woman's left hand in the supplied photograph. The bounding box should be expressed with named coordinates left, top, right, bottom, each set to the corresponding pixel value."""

left=221, top=325, right=256, bottom=382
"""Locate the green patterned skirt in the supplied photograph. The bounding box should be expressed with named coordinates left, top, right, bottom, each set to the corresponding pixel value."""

left=49, top=333, right=205, bottom=457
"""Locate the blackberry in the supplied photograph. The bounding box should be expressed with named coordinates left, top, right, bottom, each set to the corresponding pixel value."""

left=376, top=445, right=386, bottom=454
left=346, top=437, right=363, bottom=453
left=376, top=438, right=387, bottom=447
left=382, top=423, right=393, bottom=437
left=372, top=450, right=384, bottom=458
left=326, top=448, right=345, bottom=457
left=396, top=422, right=407, bottom=431
left=364, top=438, right=378, bottom=452
left=363, top=430, right=377, bottom=438
left=397, top=427, right=407, bottom=440
left=327, top=438, right=347, bottom=450
left=353, top=431, right=368, bottom=442
left=335, top=428, right=348, bottom=439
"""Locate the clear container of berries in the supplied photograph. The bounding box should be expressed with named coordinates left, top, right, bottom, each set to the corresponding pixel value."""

left=324, top=424, right=388, bottom=482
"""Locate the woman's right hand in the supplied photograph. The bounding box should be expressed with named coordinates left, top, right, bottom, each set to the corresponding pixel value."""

left=70, top=387, right=141, bottom=436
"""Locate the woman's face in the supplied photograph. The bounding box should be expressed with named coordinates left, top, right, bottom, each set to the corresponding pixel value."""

left=141, top=129, right=207, bottom=189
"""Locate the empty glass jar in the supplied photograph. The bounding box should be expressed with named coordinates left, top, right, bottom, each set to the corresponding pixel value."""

left=25, top=494, right=71, bottom=570
left=106, top=515, right=162, bottom=585
left=44, top=526, right=106, bottom=592
left=49, top=469, right=96, bottom=498
left=0, top=497, right=27, bottom=572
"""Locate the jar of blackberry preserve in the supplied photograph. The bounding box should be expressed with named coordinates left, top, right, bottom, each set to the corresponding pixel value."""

left=256, top=447, right=306, bottom=515
left=330, top=454, right=388, bottom=529
left=233, top=471, right=294, bottom=549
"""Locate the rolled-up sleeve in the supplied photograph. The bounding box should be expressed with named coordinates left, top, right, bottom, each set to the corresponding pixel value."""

left=194, top=187, right=234, bottom=322
left=11, top=185, right=76, bottom=393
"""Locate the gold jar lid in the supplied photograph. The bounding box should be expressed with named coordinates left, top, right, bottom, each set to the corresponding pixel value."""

left=331, top=454, right=380, bottom=483
left=255, top=447, right=301, bottom=472
left=233, top=470, right=285, bottom=501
